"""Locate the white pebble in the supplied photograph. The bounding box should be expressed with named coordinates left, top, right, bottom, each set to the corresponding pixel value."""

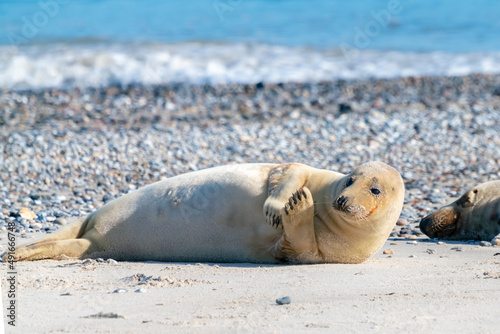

left=113, top=289, right=127, bottom=293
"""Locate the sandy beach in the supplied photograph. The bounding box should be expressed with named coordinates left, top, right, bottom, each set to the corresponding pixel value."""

left=1, top=75, right=500, bottom=332
left=5, top=238, right=500, bottom=333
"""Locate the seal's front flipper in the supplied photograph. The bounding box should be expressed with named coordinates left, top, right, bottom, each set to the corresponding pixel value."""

left=272, top=187, right=321, bottom=263
left=11, top=238, right=95, bottom=261
left=264, top=163, right=313, bottom=227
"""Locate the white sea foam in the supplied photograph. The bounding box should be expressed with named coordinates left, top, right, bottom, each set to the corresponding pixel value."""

left=1, top=42, right=500, bottom=90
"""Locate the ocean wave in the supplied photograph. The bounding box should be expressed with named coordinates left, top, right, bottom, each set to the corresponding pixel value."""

left=2, top=42, right=500, bottom=90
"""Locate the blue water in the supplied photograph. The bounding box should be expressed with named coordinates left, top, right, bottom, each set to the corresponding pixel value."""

left=1, top=0, right=499, bottom=52
left=1, top=0, right=500, bottom=89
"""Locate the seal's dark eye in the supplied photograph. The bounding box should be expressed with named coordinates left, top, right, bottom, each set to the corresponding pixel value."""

left=371, top=188, right=381, bottom=195
left=346, top=177, right=354, bottom=187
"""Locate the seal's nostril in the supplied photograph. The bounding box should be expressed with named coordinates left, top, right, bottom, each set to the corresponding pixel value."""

left=336, top=196, right=348, bottom=210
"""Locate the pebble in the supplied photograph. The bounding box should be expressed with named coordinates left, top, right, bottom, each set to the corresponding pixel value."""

left=113, top=289, right=128, bottom=293
left=30, top=223, right=42, bottom=230
left=106, top=259, right=118, bottom=264
left=19, top=207, right=36, bottom=220
left=135, top=288, right=147, bottom=293
left=53, top=218, right=67, bottom=226
left=479, top=241, right=492, bottom=247
left=276, top=296, right=291, bottom=305
left=407, top=241, right=418, bottom=245
left=81, top=259, right=96, bottom=266
left=383, top=249, right=394, bottom=255
left=396, top=218, right=408, bottom=226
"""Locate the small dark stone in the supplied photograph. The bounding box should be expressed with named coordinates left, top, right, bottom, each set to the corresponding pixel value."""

left=414, top=124, right=421, bottom=134
left=338, top=103, right=352, bottom=113
left=29, top=191, right=41, bottom=200
left=492, top=86, right=500, bottom=96
left=276, top=296, right=291, bottom=305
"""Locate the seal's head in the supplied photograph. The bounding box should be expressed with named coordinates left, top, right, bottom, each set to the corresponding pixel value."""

left=332, top=161, right=405, bottom=230
left=419, top=206, right=459, bottom=239
left=420, top=181, right=500, bottom=240
left=319, top=161, right=405, bottom=263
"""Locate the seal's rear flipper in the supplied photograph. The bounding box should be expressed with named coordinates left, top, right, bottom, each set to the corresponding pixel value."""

left=2, top=216, right=95, bottom=261
left=11, top=238, right=95, bottom=261
left=33, top=216, right=91, bottom=245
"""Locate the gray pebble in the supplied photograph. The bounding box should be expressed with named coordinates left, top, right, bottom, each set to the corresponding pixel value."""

left=81, top=259, right=95, bottom=266
left=479, top=241, right=492, bottom=247
left=276, top=296, right=291, bottom=305
left=53, top=218, right=68, bottom=226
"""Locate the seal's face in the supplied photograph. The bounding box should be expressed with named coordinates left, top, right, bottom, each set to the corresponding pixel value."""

left=419, top=188, right=478, bottom=238
left=420, top=183, right=500, bottom=240
left=317, top=161, right=404, bottom=263
left=420, top=185, right=484, bottom=239
left=419, top=206, right=460, bottom=238
left=331, top=162, right=404, bottom=231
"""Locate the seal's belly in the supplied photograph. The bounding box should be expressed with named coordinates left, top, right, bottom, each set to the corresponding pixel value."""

left=89, top=164, right=278, bottom=262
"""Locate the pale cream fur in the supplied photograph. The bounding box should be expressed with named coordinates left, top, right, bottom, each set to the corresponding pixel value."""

left=8, top=162, right=405, bottom=264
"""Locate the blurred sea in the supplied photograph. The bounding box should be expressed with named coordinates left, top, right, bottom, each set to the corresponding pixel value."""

left=1, top=0, right=500, bottom=89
